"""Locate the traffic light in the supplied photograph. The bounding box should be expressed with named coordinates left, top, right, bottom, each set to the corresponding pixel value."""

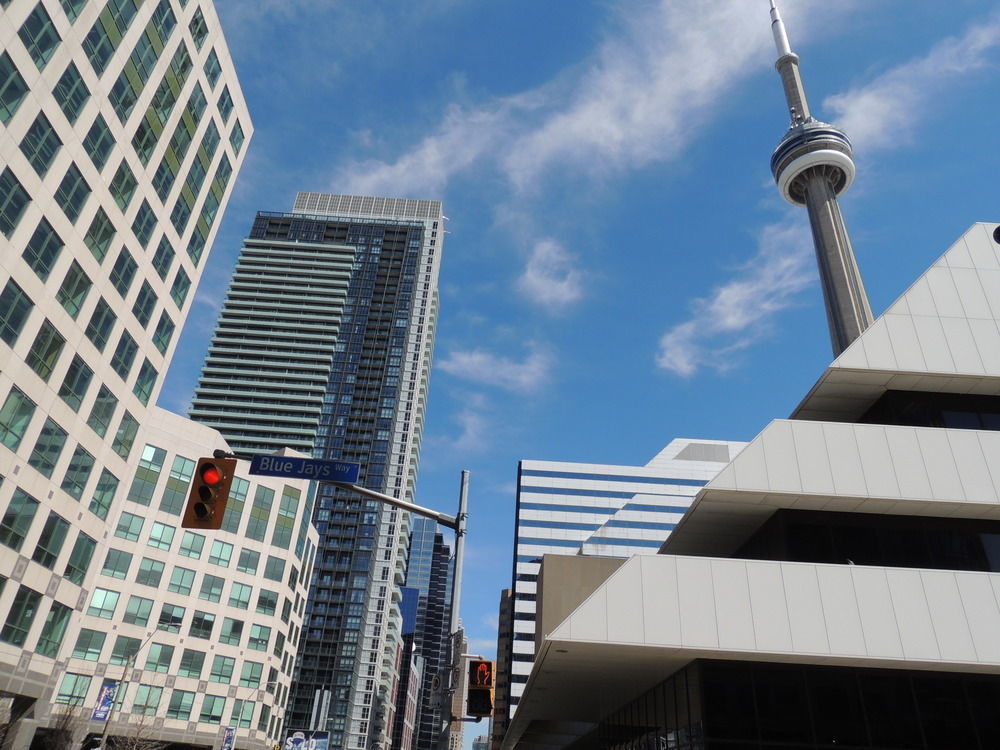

left=181, top=457, right=236, bottom=529
left=466, top=659, right=494, bottom=718
left=80, top=733, right=103, bottom=750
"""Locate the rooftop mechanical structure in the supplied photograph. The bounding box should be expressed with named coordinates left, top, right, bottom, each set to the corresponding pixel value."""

left=769, top=1, right=874, bottom=355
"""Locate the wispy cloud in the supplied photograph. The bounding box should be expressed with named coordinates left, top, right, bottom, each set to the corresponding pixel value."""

left=656, top=219, right=814, bottom=376
left=823, top=11, right=1000, bottom=154
left=438, top=345, right=554, bottom=393
left=516, top=239, right=584, bottom=311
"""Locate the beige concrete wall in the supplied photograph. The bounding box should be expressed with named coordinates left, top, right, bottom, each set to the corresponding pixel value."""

left=535, top=555, right=625, bottom=651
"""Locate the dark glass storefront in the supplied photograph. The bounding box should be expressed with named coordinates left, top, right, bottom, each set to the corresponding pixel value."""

left=595, top=660, right=1000, bottom=750
left=859, top=390, right=1000, bottom=431
left=736, top=509, right=1000, bottom=573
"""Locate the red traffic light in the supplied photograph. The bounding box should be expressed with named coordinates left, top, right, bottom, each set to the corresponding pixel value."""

left=182, top=457, right=236, bottom=529
left=201, top=464, right=222, bottom=485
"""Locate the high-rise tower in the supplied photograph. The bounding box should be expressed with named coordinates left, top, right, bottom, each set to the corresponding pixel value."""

left=769, top=1, right=874, bottom=355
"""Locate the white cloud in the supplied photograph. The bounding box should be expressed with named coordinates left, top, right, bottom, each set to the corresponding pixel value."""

left=823, top=12, right=1000, bottom=154
left=516, top=239, right=584, bottom=310
left=438, top=345, right=553, bottom=393
left=449, top=406, right=491, bottom=454
left=656, top=219, right=814, bottom=376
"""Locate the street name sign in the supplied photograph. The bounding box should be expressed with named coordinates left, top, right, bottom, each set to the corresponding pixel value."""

left=249, top=455, right=360, bottom=483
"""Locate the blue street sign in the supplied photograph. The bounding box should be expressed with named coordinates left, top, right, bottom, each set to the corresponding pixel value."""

left=249, top=455, right=360, bottom=483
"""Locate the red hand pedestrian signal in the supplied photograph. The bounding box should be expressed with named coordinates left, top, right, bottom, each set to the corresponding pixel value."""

left=467, top=659, right=494, bottom=717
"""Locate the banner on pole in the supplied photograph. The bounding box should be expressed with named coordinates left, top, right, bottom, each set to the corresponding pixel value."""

left=90, top=679, right=119, bottom=721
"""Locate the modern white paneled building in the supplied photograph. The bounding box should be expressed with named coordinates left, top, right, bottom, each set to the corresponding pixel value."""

left=500, top=439, right=745, bottom=728
left=502, top=223, right=1000, bottom=750
left=0, top=1, right=318, bottom=747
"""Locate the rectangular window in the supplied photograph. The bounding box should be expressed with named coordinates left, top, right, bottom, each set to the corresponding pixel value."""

left=112, top=410, right=139, bottom=459
left=109, top=635, right=141, bottom=666
left=85, top=297, right=116, bottom=351
left=145, top=642, right=174, bottom=672
left=56, top=673, right=91, bottom=705
left=220, top=476, right=249, bottom=534
left=157, top=604, right=184, bottom=633
left=109, top=248, right=137, bottom=297
left=83, top=114, right=115, bottom=171
left=28, top=418, right=68, bottom=477
left=59, top=0, right=87, bottom=22
left=0, top=168, right=31, bottom=237
left=178, top=648, right=205, bottom=678
left=58, top=356, right=94, bottom=411
left=247, top=623, right=269, bottom=651
left=160, top=454, right=194, bottom=515
left=255, top=589, right=277, bottom=616
left=0, top=387, right=36, bottom=450
left=209, top=654, right=234, bottom=683
left=56, top=262, right=92, bottom=319
left=152, top=312, right=175, bottom=354
left=101, top=548, right=132, bottom=579
left=36, top=600, right=72, bottom=657
left=26, top=319, right=66, bottom=381
left=20, top=112, right=62, bottom=175
left=72, top=628, right=106, bottom=660
left=22, top=219, right=64, bottom=281
left=132, top=282, right=157, bottom=326
left=0, top=53, right=29, bottom=124
left=199, top=694, right=225, bottom=725
left=87, top=469, right=118, bottom=520
left=86, top=587, right=120, bottom=619
left=1, top=585, right=41, bottom=646
left=109, top=160, right=137, bottom=211
left=54, top=163, right=91, bottom=223
left=127, top=444, right=166, bottom=505
left=110, top=331, right=137, bottom=379
left=115, top=511, right=144, bottom=541
left=263, top=555, right=285, bottom=582
left=32, top=511, right=70, bottom=568
left=199, top=573, right=223, bottom=603
left=83, top=207, right=115, bottom=261
left=271, top=486, right=299, bottom=550
left=59, top=444, right=94, bottom=500
left=166, top=566, right=194, bottom=595
left=132, top=358, right=157, bottom=405
left=19, top=4, right=61, bottom=69
left=246, top=486, right=273, bottom=541
left=237, top=548, right=260, bottom=575
left=147, top=521, right=175, bottom=551
left=189, top=610, right=214, bottom=639
left=220, top=618, right=244, bottom=646
left=239, top=661, right=263, bottom=688
left=208, top=540, right=232, bottom=567
left=132, top=684, right=162, bottom=715
left=135, top=557, right=164, bottom=587
left=0, top=279, right=33, bottom=346
left=122, top=595, right=153, bottom=626
left=63, top=532, right=96, bottom=584
left=53, top=62, right=89, bottom=122
left=179, top=530, right=204, bottom=559
left=230, top=699, right=255, bottom=729
left=228, top=582, right=251, bottom=610
left=166, top=689, right=194, bottom=720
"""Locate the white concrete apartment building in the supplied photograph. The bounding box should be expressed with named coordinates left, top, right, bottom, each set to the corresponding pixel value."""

left=0, top=0, right=318, bottom=747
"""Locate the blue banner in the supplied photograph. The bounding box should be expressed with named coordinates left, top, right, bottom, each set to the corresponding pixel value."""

left=283, top=730, right=330, bottom=750
left=90, top=679, right=118, bottom=721
left=221, top=727, right=236, bottom=750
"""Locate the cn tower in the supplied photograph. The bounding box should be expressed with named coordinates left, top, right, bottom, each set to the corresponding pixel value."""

left=768, top=1, right=873, bottom=356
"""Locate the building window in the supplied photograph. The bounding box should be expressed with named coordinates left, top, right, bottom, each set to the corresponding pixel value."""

left=83, top=207, right=115, bottom=261
left=87, top=469, right=118, bottom=520
left=145, top=642, right=174, bottom=673
left=115, top=511, right=144, bottom=541
left=56, top=262, right=92, bottom=319
left=109, top=635, right=140, bottom=666
left=228, top=582, right=251, bottom=610
left=58, top=356, right=94, bottom=411
left=56, top=674, right=92, bottom=706
left=132, top=358, right=157, bottom=405
left=1, top=585, right=42, bottom=645
left=101, top=548, right=132, bottom=579
left=255, top=590, right=277, bottom=616
left=136, top=557, right=165, bottom=588
left=203, top=48, right=221, bottom=87
left=0, top=53, right=29, bottom=124
left=112, top=410, right=139, bottom=459
left=0, top=280, right=33, bottom=346
left=32, top=511, right=70, bottom=568
left=247, top=624, right=269, bottom=651
left=230, top=120, right=244, bottom=154
left=209, top=655, right=234, bottom=683
left=159, top=454, right=194, bottom=514
left=179, top=530, right=205, bottom=559
left=166, top=566, right=194, bottom=595
left=198, top=574, right=223, bottom=603
left=72, top=628, right=106, bottom=660
left=165, top=689, right=194, bottom=720
left=86, top=587, right=119, bottom=619
left=188, top=7, right=208, bottom=48
left=132, top=282, right=157, bottom=327
left=54, top=163, right=91, bottom=223
left=230, top=699, right=254, bottom=729
left=59, top=445, right=94, bottom=500
left=35, top=601, right=72, bottom=657
left=218, top=86, right=233, bottom=122
left=0, top=168, right=31, bottom=237
left=220, top=476, right=249, bottom=534
left=109, top=160, right=137, bottom=211
left=189, top=610, right=215, bottom=639
left=0, top=489, right=39, bottom=552
left=53, top=62, right=89, bottom=122
left=84, top=297, right=116, bottom=351
left=0, top=387, right=36, bottom=450
left=178, top=648, right=205, bottom=678
left=22, top=219, right=64, bottom=281
left=220, top=618, right=244, bottom=647
left=245, top=486, right=273, bottom=542
left=20, top=113, right=62, bottom=176
left=152, top=313, right=175, bottom=354
left=122, top=595, right=153, bottom=626
left=132, top=685, right=162, bottom=715
left=83, top=114, right=115, bottom=171
left=238, top=661, right=262, bottom=689
left=59, top=0, right=87, bottom=22
left=132, top=199, right=156, bottom=247
left=263, top=555, right=285, bottom=582
left=127, top=444, right=166, bottom=506
left=63, top=532, right=96, bottom=585
left=109, top=248, right=137, bottom=297
left=157, top=604, right=185, bottom=633
left=208, top=540, right=232, bottom=567
left=147, top=521, right=175, bottom=551
left=110, top=331, right=139, bottom=379
left=170, top=267, right=190, bottom=307
left=18, top=3, right=61, bottom=69
left=152, top=237, right=175, bottom=279
left=28, top=418, right=68, bottom=477
left=237, top=548, right=260, bottom=575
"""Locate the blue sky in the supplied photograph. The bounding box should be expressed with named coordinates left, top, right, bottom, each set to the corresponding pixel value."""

left=160, top=0, right=1000, bottom=690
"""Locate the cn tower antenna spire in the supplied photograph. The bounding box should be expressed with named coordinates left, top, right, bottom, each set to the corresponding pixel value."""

left=768, top=1, right=874, bottom=356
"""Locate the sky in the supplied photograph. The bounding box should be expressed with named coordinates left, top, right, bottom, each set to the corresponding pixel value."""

left=159, top=0, right=1000, bottom=715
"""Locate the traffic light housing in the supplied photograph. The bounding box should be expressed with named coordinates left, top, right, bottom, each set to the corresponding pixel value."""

left=466, top=659, right=494, bottom=718
left=182, top=457, right=236, bottom=529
